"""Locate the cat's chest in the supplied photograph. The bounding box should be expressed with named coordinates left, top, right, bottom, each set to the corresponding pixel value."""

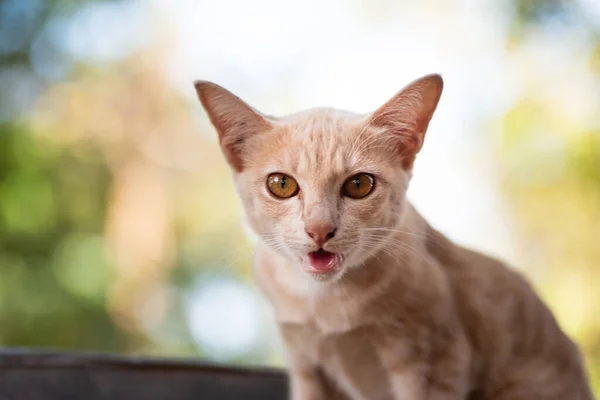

left=277, top=296, right=360, bottom=334
left=283, top=322, right=393, bottom=400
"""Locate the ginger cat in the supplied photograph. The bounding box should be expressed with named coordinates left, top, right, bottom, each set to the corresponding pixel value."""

left=194, top=74, right=594, bottom=400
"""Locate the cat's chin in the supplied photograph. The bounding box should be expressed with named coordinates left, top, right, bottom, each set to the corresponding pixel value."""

left=304, top=267, right=345, bottom=282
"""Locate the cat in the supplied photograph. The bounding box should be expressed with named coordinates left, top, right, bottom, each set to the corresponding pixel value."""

left=194, top=74, right=594, bottom=400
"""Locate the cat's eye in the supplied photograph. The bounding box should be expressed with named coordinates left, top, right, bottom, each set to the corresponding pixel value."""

left=267, top=173, right=300, bottom=199
left=342, top=173, right=374, bottom=199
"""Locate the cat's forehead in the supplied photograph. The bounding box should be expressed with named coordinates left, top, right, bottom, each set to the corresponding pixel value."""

left=259, top=108, right=371, bottom=177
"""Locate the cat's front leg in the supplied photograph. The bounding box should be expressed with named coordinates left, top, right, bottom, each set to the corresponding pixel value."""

left=280, top=324, right=328, bottom=400
left=288, top=367, right=328, bottom=400
left=375, top=335, right=428, bottom=400
left=425, top=326, right=471, bottom=400
left=375, top=326, right=470, bottom=400
left=385, top=367, right=428, bottom=400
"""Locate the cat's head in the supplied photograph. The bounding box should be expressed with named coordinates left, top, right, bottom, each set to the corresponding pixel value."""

left=195, top=74, right=443, bottom=282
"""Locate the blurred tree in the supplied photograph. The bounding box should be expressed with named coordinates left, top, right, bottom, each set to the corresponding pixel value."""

left=0, top=1, right=257, bottom=357
left=496, top=0, right=600, bottom=393
left=0, top=0, right=130, bottom=353
left=0, top=0, right=115, bottom=68
left=0, top=120, right=130, bottom=350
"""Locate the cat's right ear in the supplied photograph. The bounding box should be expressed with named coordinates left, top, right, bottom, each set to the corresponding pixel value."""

left=367, top=74, right=443, bottom=170
left=194, top=81, right=272, bottom=172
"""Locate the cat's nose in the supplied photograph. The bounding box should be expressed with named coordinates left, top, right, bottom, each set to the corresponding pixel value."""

left=305, top=223, right=337, bottom=247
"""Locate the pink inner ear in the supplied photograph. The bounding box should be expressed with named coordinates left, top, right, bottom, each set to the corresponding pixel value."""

left=367, top=74, right=443, bottom=170
left=368, top=111, right=423, bottom=170
left=195, top=81, right=271, bottom=173
left=393, top=125, right=423, bottom=170
left=218, top=123, right=255, bottom=172
left=221, top=138, right=245, bottom=172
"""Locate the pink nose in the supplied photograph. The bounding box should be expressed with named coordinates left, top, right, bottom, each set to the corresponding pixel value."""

left=305, top=223, right=337, bottom=247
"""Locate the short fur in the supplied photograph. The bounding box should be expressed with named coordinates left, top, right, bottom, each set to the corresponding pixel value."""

left=194, top=74, right=594, bottom=400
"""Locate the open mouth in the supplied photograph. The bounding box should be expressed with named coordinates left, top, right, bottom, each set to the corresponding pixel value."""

left=307, top=248, right=338, bottom=273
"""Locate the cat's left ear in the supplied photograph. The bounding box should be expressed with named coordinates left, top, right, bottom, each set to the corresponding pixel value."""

left=194, top=81, right=272, bottom=172
left=368, top=74, right=443, bottom=169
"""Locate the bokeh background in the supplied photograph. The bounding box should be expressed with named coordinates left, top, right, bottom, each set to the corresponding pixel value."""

left=1, top=0, right=599, bottom=394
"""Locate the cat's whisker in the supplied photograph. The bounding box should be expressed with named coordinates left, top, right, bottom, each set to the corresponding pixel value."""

left=360, top=227, right=426, bottom=239
left=353, top=142, right=400, bottom=157
left=350, top=133, right=390, bottom=158
left=348, top=116, right=376, bottom=156
left=360, top=227, right=440, bottom=247
left=359, top=234, right=430, bottom=263
left=213, top=245, right=257, bottom=279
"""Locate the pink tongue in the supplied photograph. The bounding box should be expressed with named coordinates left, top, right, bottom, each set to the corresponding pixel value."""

left=308, top=249, right=337, bottom=271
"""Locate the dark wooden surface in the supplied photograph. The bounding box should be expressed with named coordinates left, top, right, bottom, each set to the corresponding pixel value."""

left=0, top=348, right=288, bottom=399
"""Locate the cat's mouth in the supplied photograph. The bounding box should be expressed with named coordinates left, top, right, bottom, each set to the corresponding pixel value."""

left=305, top=249, right=339, bottom=274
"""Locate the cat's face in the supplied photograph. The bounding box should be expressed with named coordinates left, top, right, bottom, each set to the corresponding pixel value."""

left=195, top=75, right=443, bottom=282
left=233, top=110, right=411, bottom=281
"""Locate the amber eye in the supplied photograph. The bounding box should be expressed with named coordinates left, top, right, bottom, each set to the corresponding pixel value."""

left=267, top=173, right=299, bottom=199
left=342, top=173, right=375, bottom=199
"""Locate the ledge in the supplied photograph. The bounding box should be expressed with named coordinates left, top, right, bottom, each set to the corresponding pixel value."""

left=0, top=348, right=288, bottom=399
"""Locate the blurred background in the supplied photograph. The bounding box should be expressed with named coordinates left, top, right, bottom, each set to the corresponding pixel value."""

left=0, top=0, right=599, bottom=394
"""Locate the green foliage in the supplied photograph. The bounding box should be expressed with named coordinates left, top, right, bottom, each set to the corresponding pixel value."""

left=0, top=122, right=127, bottom=351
